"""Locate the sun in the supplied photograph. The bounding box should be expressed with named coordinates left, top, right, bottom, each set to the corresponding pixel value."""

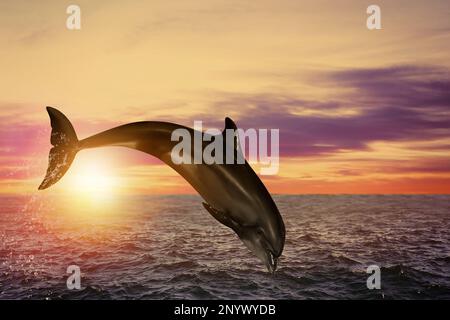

left=71, top=165, right=114, bottom=193
left=63, top=153, right=120, bottom=203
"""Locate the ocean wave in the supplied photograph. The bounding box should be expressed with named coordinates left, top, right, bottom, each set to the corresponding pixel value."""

left=1, top=194, right=449, bottom=299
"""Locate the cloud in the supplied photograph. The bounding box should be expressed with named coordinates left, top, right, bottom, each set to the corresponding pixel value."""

left=204, top=65, right=450, bottom=157
left=1, top=65, right=449, bottom=193
left=2, top=65, right=449, bottom=162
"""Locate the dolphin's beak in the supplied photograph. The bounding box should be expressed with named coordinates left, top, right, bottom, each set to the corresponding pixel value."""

left=266, top=251, right=278, bottom=274
left=240, top=234, right=280, bottom=273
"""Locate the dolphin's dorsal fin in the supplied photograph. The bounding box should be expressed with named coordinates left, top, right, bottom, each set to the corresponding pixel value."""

left=222, top=117, right=239, bottom=150
left=221, top=117, right=245, bottom=162
left=223, top=117, right=237, bottom=132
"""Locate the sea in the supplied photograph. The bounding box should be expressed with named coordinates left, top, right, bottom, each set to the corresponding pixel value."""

left=0, top=194, right=449, bottom=299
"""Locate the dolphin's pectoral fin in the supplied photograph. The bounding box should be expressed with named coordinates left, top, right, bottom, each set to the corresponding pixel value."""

left=202, top=202, right=240, bottom=232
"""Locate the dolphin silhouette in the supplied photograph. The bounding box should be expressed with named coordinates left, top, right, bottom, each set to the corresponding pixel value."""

left=38, top=107, right=285, bottom=272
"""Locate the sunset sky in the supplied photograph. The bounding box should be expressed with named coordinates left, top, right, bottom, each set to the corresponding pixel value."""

left=0, top=0, right=449, bottom=195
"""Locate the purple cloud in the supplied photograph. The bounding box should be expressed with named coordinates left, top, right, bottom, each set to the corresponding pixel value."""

left=201, top=65, right=450, bottom=157
left=1, top=65, right=449, bottom=182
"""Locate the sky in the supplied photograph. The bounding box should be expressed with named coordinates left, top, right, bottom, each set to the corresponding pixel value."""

left=0, top=0, right=449, bottom=195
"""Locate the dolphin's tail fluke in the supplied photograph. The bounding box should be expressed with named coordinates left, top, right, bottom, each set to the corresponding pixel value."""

left=38, top=107, right=79, bottom=190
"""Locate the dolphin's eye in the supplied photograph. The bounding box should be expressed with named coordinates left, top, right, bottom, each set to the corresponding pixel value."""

left=256, top=228, right=264, bottom=236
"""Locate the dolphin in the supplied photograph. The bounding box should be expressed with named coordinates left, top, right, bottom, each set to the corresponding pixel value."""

left=38, top=107, right=285, bottom=272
